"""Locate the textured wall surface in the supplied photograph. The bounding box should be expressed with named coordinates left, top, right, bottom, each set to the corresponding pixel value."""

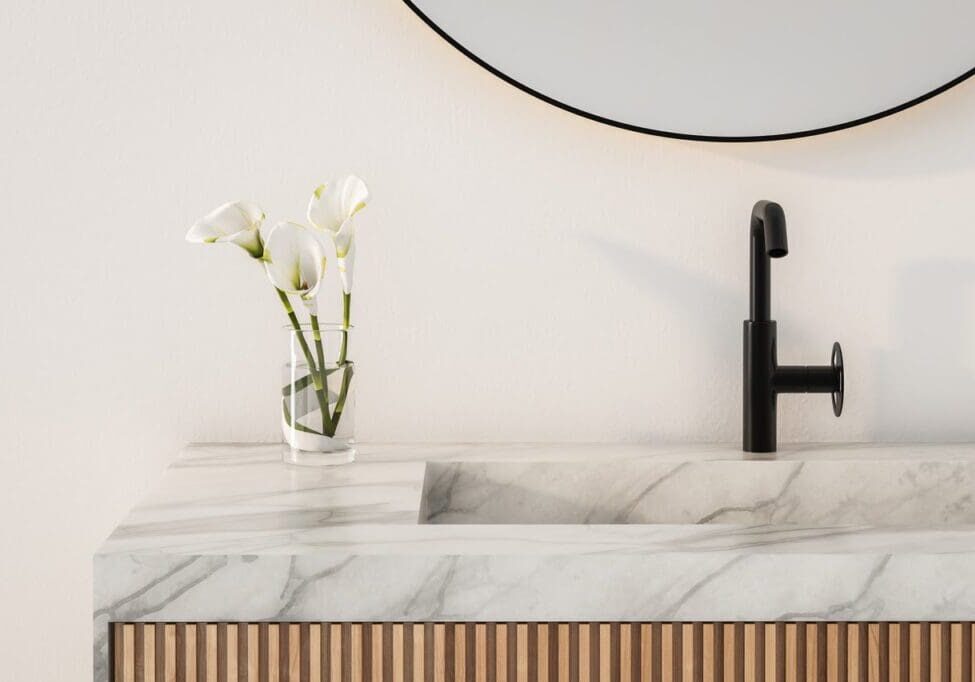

left=2, top=0, right=975, bottom=677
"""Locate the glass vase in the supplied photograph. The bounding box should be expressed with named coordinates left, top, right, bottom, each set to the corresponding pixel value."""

left=281, top=323, right=355, bottom=465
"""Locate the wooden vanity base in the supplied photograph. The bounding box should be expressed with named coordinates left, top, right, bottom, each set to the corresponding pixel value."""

left=110, top=622, right=974, bottom=682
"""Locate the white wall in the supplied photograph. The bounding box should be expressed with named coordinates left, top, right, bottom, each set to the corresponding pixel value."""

left=2, top=0, right=975, bottom=677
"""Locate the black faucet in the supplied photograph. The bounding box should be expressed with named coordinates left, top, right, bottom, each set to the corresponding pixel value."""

left=743, top=200, right=844, bottom=453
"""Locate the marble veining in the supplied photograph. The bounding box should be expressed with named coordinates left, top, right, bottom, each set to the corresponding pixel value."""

left=94, top=442, right=975, bottom=680
left=421, top=459, right=975, bottom=525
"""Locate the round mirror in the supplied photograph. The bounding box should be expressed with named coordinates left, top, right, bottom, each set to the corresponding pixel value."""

left=404, top=0, right=975, bottom=141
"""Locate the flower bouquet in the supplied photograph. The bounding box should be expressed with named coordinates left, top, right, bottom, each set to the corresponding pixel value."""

left=187, top=176, right=369, bottom=465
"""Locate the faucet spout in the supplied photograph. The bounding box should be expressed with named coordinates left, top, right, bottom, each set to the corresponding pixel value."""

left=752, top=200, right=788, bottom=258
left=749, top=200, right=788, bottom=322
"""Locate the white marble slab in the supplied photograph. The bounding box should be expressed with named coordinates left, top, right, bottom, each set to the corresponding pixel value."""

left=94, top=442, right=975, bottom=680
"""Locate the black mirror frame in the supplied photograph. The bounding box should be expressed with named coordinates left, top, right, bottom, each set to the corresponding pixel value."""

left=402, top=0, right=975, bottom=143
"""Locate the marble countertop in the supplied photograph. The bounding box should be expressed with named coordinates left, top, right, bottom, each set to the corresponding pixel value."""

left=93, top=442, right=975, bottom=677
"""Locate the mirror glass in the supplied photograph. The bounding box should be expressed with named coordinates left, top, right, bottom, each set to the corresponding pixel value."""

left=405, top=0, right=975, bottom=140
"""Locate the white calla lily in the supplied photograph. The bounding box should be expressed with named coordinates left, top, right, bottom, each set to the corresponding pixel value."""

left=262, top=222, right=327, bottom=307
left=306, top=175, right=369, bottom=293
left=186, top=184, right=369, bottom=441
left=185, top=201, right=266, bottom=258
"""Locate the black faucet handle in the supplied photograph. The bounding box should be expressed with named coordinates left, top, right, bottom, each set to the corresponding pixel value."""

left=771, top=342, right=845, bottom=416
left=831, top=342, right=844, bottom=417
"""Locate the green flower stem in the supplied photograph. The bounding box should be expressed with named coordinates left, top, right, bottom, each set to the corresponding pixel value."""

left=332, top=363, right=354, bottom=427
left=338, top=292, right=351, bottom=365
left=309, top=313, right=335, bottom=435
left=331, top=292, right=353, bottom=431
left=277, top=289, right=334, bottom=435
left=310, top=314, right=328, bottom=377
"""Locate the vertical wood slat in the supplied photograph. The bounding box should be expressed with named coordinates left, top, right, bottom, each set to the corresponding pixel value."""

left=110, top=622, right=975, bottom=682
left=165, top=624, right=178, bottom=682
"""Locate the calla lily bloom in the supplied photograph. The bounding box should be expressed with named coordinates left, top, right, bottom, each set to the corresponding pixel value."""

left=306, top=175, right=369, bottom=293
left=185, top=201, right=266, bottom=258
left=262, top=222, right=328, bottom=307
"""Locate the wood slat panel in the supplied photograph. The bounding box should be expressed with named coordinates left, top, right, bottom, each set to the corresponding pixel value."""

left=111, top=622, right=975, bottom=682
left=167, top=624, right=178, bottom=682
left=123, top=624, right=135, bottom=682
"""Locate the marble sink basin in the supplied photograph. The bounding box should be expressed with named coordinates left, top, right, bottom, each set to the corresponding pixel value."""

left=419, top=459, right=975, bottom=525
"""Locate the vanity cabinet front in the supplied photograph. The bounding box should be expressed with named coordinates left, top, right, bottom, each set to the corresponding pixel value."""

left=110, top=621, right=972, bottom=682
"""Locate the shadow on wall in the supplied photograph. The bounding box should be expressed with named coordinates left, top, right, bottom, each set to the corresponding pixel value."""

left=584, top=235, right=814, bottom=352
left=872, top=259, right=975, bottom=440
left=585, top=235, right=738, bottom=351
left=584, top=234, right=742, bottom=437
left=707, top=78, right=975, bottom=178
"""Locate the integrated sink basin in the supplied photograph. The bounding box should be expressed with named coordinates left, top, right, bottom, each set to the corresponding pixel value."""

left=419, top=458, right=975, bottom=526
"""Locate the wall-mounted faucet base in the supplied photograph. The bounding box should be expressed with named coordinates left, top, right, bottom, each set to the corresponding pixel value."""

left=743, top=320, right=778, bottom=453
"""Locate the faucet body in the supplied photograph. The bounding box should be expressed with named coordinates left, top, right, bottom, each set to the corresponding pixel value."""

left=743, top=201, right=844, bottom=453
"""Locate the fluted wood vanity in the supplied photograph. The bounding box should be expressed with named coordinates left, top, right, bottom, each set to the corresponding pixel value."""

left=97, top=444, right=975, bottom=681
left=110, top=621, right=974, bottom=681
